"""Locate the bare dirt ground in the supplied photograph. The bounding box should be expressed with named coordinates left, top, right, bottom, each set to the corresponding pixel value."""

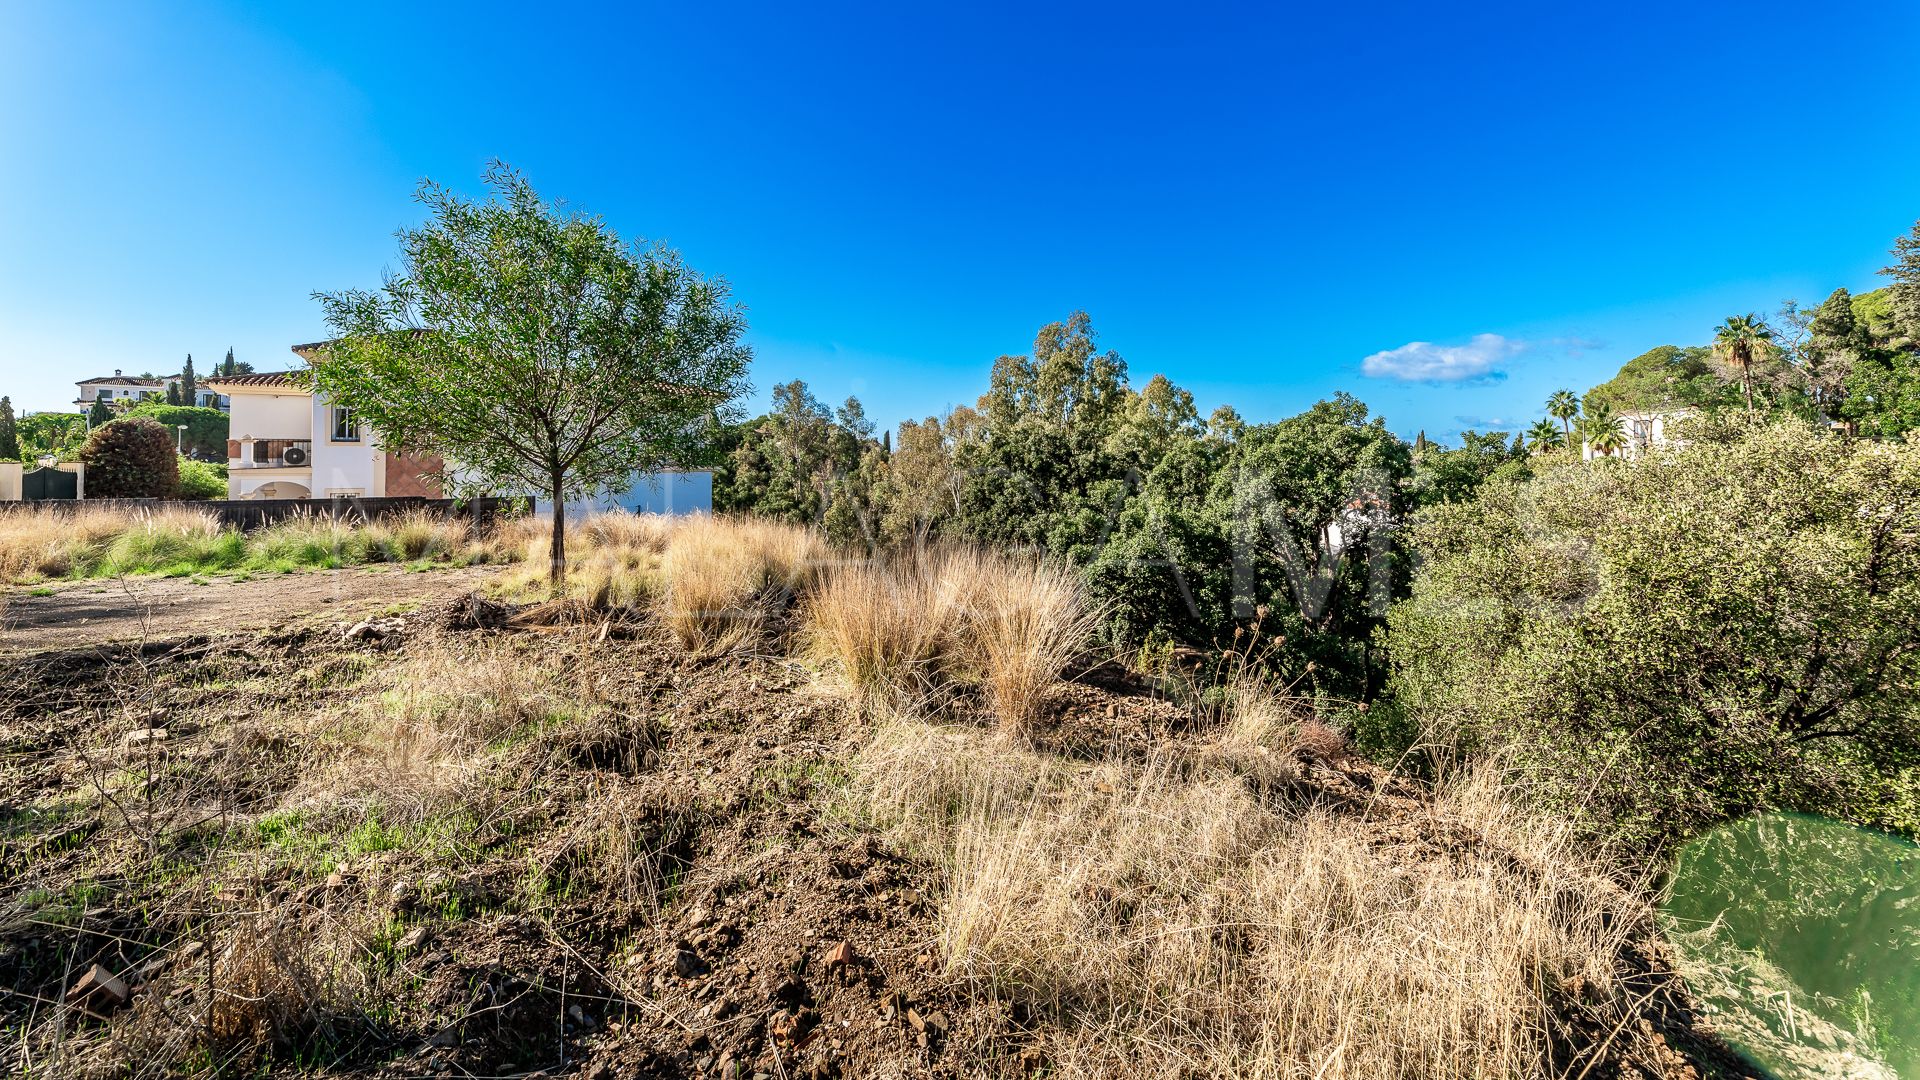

left=0, top=565, right=503, bottom=655
left=0, top=594, right=1762, bottom=1079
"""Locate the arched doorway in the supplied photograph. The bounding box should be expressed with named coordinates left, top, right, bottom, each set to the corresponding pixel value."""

left=251, top=481, right=311, bottom=499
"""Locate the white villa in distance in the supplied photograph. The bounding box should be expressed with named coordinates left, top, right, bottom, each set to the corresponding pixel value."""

left=207, top=339, right=715, bottom=511
left=74, top=370, right=228, bottom=410
left=205, top=342, right=446, bottom=500
left=1581, top=408, right=1690, bottom=461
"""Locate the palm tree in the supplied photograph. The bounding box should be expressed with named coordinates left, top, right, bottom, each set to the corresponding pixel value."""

left=1712, top=313, right=1774, bottom=419
left=1547, top=389, right=1580, bottom=441
left=1579, top=401, right=1626, bottom=457
left=1525, top=419, right=1564, bottom=454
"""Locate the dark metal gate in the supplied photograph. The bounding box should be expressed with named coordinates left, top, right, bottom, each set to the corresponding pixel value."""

left=23, top=468, right=78, bottom=501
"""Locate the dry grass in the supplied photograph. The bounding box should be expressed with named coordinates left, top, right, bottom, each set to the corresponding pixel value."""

left=303, top=638, right=588, bottom=823
left=657, top=515, right=828, bottom=654
left=0, top=504, right=509, bottom=584
left=802, top=546, right=1100, bottom=735
left=970, top=558, right=1102, bottom=737
left=0, top=505, right=229, bottom=580
left=854, top=716, right=1642, bottom=1079
left=370, top=507, right=471, bottom=561
left=111, top=902, right=370, bottom=1074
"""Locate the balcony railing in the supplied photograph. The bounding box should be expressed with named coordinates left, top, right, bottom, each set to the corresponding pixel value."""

left=232, top=438, right=313, bottom=469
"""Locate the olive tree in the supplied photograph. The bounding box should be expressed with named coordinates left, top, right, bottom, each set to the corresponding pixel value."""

left=1385, top=419, right=1920, bottom=846
left=309, top=163, right=751, bottom=585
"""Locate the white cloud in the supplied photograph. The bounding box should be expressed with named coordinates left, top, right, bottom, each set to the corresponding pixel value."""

left=1361, top=333, right=1522, bottom=382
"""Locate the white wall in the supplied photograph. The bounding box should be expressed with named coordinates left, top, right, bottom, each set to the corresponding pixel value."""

left=308, top=392, right=384, bottom=496
left=228, top=392, right=312, bottom=440
left=0, top=462, right=19, bottom=501
left=535, top=470, right=714, bottom=519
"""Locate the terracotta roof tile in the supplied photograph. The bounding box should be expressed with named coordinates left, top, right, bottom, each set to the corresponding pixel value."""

left=205, top=370, right=302, bottom=389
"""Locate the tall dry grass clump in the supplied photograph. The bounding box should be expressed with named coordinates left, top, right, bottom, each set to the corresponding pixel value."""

left=657, top=515, right=828, bottom=654
left=970, top=558, right=1101, bottom=737
left=802, top=546, right=984, bottom=707
left=854, top=717, right=1642, bottom=1080
left=0, top=505, right=230, bottom=581
left=802, top=546, right=1097, bottom=732
left=367, top=507, right=471, bottom=561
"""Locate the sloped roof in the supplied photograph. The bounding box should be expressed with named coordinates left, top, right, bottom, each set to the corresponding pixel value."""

left=204, top=370, right=301, bottom=389
left=76, top=374, right=167, bottom=386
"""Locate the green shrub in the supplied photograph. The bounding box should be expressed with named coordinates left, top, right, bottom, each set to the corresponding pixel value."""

left=176, top=458, right=228, bottom=500
left=121, top=403, right=230, bottom=460
left=1387, top=419, right=1920, bottom=847
left=80, top=417, right=179, bottom=498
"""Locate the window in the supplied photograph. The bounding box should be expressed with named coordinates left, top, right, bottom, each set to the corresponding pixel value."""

left=326, top=488, right=364, bottom=499
left=331, top=406, right=360, bottom=442
left=97, top=388, right=112, bottom=400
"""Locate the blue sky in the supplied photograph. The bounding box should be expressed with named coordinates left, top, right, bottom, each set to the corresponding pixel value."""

left=3, top=2, right=1916, bottom=443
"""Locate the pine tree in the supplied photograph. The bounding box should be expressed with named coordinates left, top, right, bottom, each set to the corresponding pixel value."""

left=0, top=395, right=18, bottom=460
left=1880, top=219, right=1920, bottom=341
left=88, top=396, right=113, bottom=428
left=180, top=354, right=197, bottom=405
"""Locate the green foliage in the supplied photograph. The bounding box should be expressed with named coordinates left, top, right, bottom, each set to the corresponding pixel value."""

left=719, top=314, right=1446, bottom=696
left=714, top=380, right=881, bottom=546
left=16, top=412, right=84, bottom=460
left=1879, top=218, right=1920, bottom=341
left=88, top=396, right=113, bottom=428
left=1582, top=345, right=1725, bottom=412
left=176, top=458, right=228, bottom=500
left=1409, top=429, right=1524, bottom=507
left=121, top=402, right=229, bottom=459
left=308, top=162, right=751, bottom=584
left=1523, top=419, right=1563, bottom=454
left=0, top=396, right=18, bottom=460
left=80, top=417, right=180, bottom=498
left=1387, top=421, right=1920, bottom=847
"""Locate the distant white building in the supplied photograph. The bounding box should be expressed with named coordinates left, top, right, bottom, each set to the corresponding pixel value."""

left=209, top=339, right=714, bottom=509
left=205, top=364, right=444, bottom=501
left=74, top=370, right=228, bottom=411
left=1582, top=409, right=1690, bottom=461
left=535, top=470, right=714, bottom=519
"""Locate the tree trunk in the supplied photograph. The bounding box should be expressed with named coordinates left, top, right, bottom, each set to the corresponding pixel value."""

left=549, top=474, right=567, bottom=589
left=1742, top=364, right=1755, bottom=419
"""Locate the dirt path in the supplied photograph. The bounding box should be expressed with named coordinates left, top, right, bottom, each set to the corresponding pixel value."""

left=0, top=564, right=504, bottom=655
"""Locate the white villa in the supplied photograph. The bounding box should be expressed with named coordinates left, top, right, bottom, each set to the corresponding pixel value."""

left=206, top=351, right=444, bottom=500
left=1582, top=408, right=1691, bottom=461
left=75, top=371, right=228, bottom=410
left=208, top=340, right=715, bottom=510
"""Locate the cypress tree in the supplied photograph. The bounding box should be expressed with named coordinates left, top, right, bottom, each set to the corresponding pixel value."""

left=181, top=354, right=197, bottom=405
left=0, top=396, right=18, bottom=460
left=166, top=381, right=182, bottom=406
left=88, top=396, right=113, bottom=428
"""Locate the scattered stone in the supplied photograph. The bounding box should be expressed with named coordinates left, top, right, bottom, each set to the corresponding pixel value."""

left=822, top=940, right=853, bottom=970
left=673, top=946, right=709, bottom=979
left=395, top=926, right=429, bottom=954
left=66, top=964, right=129, bottom=1015
left=344, top=617, right=405, bottom=642
left=125, top=727, right=168, bottom=746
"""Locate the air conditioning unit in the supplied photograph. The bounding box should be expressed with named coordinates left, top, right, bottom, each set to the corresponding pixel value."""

left=282, top=446, right=308, bottom=466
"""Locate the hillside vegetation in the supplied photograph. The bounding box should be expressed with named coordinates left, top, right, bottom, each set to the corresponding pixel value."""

left=0, top=513, right=1753, bottom=1079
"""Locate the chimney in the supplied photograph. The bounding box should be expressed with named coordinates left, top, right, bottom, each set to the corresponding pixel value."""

left=114, top=368, right=122, bottom=377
